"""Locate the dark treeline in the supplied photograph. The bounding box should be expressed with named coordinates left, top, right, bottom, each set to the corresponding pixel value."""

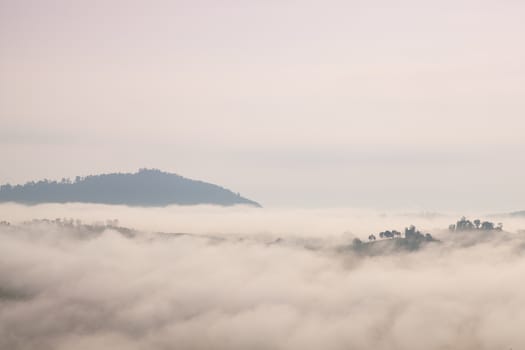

left=350, top=225, right=438, bottom=254
left=449, top=217, right=502, bottom=232
left=0, top=168, right=261, bottom=207
left=354, top=225, right=435, bottom=246
left=1, top=217, right=137, bottom=239
left=351, top=216, right=507, bottom=253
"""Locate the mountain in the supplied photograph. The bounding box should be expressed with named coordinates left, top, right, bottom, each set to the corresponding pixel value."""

left=0, top=169, right=261, bottom=207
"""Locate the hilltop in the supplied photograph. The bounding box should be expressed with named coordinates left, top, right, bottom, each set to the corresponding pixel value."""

left=0, top=169, right=261, bottom=207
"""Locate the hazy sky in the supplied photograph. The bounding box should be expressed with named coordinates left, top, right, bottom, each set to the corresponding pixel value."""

left=1, top=0, right=524, bottom=210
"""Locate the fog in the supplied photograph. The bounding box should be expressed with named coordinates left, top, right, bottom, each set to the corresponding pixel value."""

left=1, top=204, right=525, bottom=349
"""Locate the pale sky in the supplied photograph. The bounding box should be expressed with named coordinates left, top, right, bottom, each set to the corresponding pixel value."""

left=1, top=0, right=524, bottom=210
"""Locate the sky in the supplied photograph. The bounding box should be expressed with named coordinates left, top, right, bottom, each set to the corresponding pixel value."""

left=1, top=0, right=525, bottom=210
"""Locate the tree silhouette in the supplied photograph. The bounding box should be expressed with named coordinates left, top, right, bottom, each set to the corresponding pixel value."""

left=449, top=217, right=502, bottom=232
left=481, top=221, right=494, bottom=230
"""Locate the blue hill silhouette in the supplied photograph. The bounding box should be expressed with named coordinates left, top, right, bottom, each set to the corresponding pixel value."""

left=0, top=168, right=261, bottom=207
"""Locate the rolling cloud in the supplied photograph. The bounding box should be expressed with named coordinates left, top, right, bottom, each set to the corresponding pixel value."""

left=1, top=205, right=525, bottom=349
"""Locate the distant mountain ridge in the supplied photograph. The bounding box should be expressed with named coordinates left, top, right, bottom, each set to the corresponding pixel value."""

left=0, top=169, right=261, bottom=207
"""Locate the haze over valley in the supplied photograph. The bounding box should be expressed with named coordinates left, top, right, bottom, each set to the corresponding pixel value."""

left=2, top=204, right=525, bottom=349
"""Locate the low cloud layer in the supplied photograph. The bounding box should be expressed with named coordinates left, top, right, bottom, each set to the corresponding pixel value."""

left=1, top=206, right=525, bottom=349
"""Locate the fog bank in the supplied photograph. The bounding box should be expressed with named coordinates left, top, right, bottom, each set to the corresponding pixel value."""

left=2, top=203, right=524, bottom=237
left=1, top=208, right=525, bottom=349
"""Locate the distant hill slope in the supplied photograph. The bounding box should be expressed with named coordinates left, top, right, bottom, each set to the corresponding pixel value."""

left=0, top=169, right=261, bottom=207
